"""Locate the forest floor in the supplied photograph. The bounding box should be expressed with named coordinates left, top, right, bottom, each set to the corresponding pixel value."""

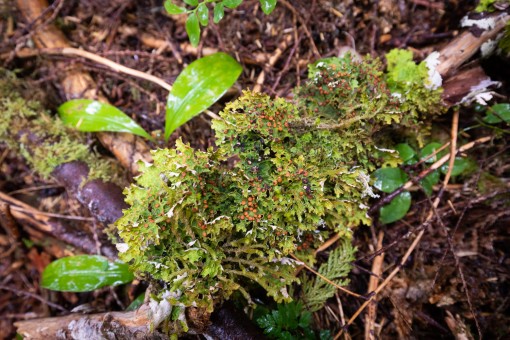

left=1, top=0, right=509, bottom=339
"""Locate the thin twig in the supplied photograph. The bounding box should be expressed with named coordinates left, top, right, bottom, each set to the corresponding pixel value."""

left=289, top=253, right=364, bottom=299
left=17, top=47, right=173, bottom=92
left=0, top=285, right=68, bottom=312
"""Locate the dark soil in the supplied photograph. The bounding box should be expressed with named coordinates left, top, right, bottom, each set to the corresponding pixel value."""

left=1, top=0, right=509, bottom=339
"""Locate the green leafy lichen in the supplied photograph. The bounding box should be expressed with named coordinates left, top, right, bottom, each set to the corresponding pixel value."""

left=115, top=53, right=444, bottom=316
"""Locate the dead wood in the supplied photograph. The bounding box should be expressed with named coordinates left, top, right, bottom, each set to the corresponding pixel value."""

left=0, top=190, right=117, bottom=259
left=16, top=0, right=152, bottom=175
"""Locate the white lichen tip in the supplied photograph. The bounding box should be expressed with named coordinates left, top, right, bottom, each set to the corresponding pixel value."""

left=149, top=297, right=172, bottom=328
left=424, top=51, right=442, bottom=90
left=115, top=243, right=129, bottom=253
left=460, top=16, right=497, bottom=30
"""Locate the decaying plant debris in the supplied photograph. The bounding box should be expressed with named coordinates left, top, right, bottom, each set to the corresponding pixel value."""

left=1, top=0, right=509, bottom=339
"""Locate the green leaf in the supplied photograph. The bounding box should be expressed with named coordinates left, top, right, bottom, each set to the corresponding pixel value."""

left=380, top=191, right=411, bottom=224
left=126, top=292, right=145, bottom=311
left=223, top=0, right=243, bottom=9
left=186, top=12, right=201, bottom=47
left=395, top=143, right=416, bottom=164
left=197, top=3, right=209, bottom=26
left=373, top=167, right=408, bottom=193
left=483, top=103, right=510, bottom=123
left=164, top=0, right=187, bottom=14
left=165, top=52, right=242, bottom=139
left=58, top=100, right=153, bottom=140
left=260, top=0, right=277, bottom=14
left=213, top=3, right=225, bottom=23
left=420, top=170, right=439, bottom=196
left=184, top=0, right=198, bottom=6
left=440, top=157, right=475, bottom=177
left=420, top=142, right=445, bottom=163
left=41, top=255, right=134, bottom=292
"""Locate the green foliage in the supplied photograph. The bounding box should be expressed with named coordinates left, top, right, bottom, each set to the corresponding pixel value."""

left=256, top=302, right=330, bottom=339
left=0, top=70, right=123, bottom=183
left=165, top=52, right=242, bottom=139
left=483, top=103, right=510, bottom=123
left=41, top=255, right=134, bottom=292
left=300, top=239, right=355, bottom=312
left=116, top=54, right=444, bottom=314
left=385, top=49, right=445, bottom=126
left=126, top=292, right=146, bottom=311
left=475, top=0, right=499, bottom=12
left=379, top=191, right=412, bottom=224
left=57, top=53, right=241, bottom=142
left=374, top=141, right=475, bottom=224
left=164, top=0, right=277, bottom=46
left=58, top=99, right=153, bottom=140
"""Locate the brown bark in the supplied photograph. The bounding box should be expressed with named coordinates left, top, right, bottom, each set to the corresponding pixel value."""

left=16, top=0, right=152, bottom=175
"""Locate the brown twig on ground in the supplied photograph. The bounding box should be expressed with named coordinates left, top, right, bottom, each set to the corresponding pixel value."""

left=253, top=34, right=293, bottom=93
left=436, top=11, right=510, bottom=77
left=364, top=231, right=385, bottom=340
left=0, top=191, right=117, bottom=259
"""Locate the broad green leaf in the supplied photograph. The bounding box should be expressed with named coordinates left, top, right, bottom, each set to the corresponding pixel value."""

left=420, top=170, right=439, bottom=196
left=186, top=12, right=200, bottom=47
left=213, top=3, right=225, bottom=23
left=197, top=3, right=209, bottom=26
left=373, top=167, right=408, bottom=193
left=440, top=157, right=475, bottom=177
left=420, top=142, right=445, bottom=163
left=41, top=255, right=134, bottom=292
left=260, top=0, right=277, bottom=14
left=223, top=0, right=243, bottom=9
left=126, top=292, right=145, bottom=311
left=165, top=52, right=242, bottom=139
left=395, top=143, right=416, bottom=164
left=380, top=191, right=411, bottom=224
left=164, top=0, right=187, bottom=14
left=58, top=99, right=153, bottom=140
left=184, top=0, right=198, bottom=6
left=483, top=103, right=510, bottom=123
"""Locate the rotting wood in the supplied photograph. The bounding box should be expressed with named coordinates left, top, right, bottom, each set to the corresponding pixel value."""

left=16, top=0, right=152, bottom=175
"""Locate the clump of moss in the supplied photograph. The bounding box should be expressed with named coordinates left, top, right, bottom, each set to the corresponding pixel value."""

left=0, top=69, right=124, bottom=184
left=116, top=53, right=446, bottom=314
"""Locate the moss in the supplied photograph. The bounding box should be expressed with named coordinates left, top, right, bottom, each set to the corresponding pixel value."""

left=0, top=69, right=125, bottom=185
left=115, top=54, right=445, bottom=313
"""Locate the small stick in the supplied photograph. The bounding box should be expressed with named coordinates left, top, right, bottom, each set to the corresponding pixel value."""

left=364, top=231, right=385, bottom=340
left=290, top=253, right=364, bottom=299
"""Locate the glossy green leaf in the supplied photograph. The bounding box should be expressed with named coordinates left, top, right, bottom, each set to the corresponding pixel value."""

left=440, top=157, right=475, bottom=177
left=164, top=0, right=187, bottom=14
left=420, top=142, right=445, bottom=163
left=126, top=292, right=145, bottom=311
left=395, top=143, right=416, bottom=164
left=260, top=0, right=277, bottom=14
left=223, top=0, right=243, bottom=9
left=420, top=170, right=439, bottom=196
left=184, top=0, right=198, bottom=6
left=197, top=3, right=209, bottom=26
left=41, top=255, right=134, bottom=292
left=165, top=52, right=242, bottom=139
left=186, top=12, right=200, bottom=47
left=58, top=99, right=153, bottom=140
left=213, top=3, right=225, bottom=23
left=380, top=191, right=411, bottom=224
left=373, top=167, right=408, bottom=193
left=483, top=103, right=510, bottom=123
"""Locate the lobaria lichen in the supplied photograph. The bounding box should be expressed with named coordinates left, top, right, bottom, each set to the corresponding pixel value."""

left=115, top=53, right=444, bottom=315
